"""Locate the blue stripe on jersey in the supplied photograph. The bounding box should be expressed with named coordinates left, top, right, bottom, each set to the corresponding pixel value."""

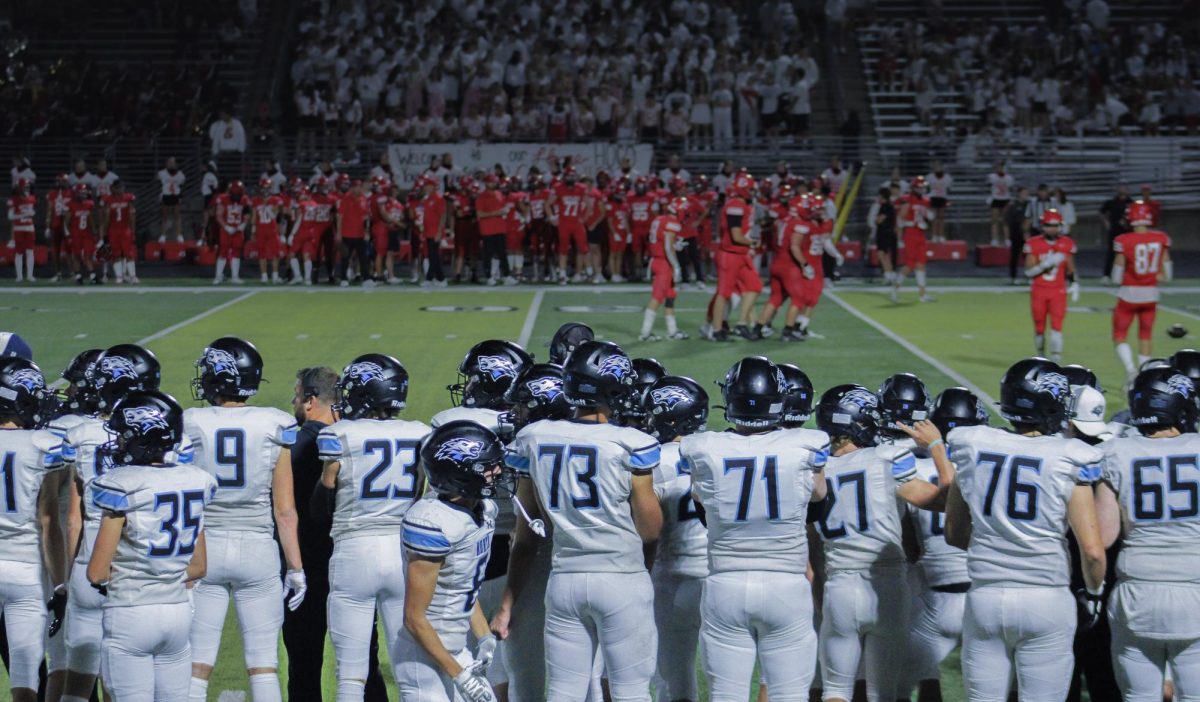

left=402, top=526, right=452, bottom=554
left=280, top=426, right=298, bottom=446
left=677, top=456, right=691, bottom=475
left=92, top=486, right=131, bottom=513
left=891, top=453, right=917, bottom=479
left=813, top=446, right=830, bottom=468
left=317, top=436, right=343, bottom=456
left=43, top=448, right=65, bottom=467
left=1077, top=464, right=1101, bottom=484
left=176, top=444, right=195, bottom=464
left=629, top=445, right=661, bottom=469
left=61, top=444, right=78, bottom=462
left=505, top=452, right=531, bottom=473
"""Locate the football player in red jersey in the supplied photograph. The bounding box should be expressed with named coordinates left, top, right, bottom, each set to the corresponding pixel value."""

left=685, top=176, right=716, bottom=287
left=754, top=193, right=811, bottom=341
left=581, top=175, right=608, bottom=283
left=212, top=180, right=251, bottom=284
left=335, top=178, right=372, bottom=287
left=101, top=179, right=137, bottom=284
left=526, top=173, right=552, bottom=281
left=474, top=174, right=515, bottom=286
left=504, top=177, right=530, bottom=281
left=287, top=186, right=323, bottom=285
left=639, top=198, right=689, bottom=341
left=792, top=195, right=843, bottom=340
left=66, top=183, right=99, bottom=284
left=711, top=173, right=763, bottom=341
left=418, top=175, right=449, bottom=286
left=7, top=178, right=37, bottom=282
left=250, top=177, right=284, bottom=283
left=606, top=188, right=631, bottom=283
left=46, top=173, right=72, bottom=280
left=1023, top=209, right=1077, bottom=362
left=547, top=166, right=590, bottom=283
left=368, top=176, right=403, bottom=284
left=891, top=177, right=933, bottom=303
left=627, top=177, right=657, bottom=279
left=1111, top=200, right=1173, bottom=379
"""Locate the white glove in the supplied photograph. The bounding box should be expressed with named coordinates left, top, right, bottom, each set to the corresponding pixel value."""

left=454, top=665, right=497, bottom=702
left=672, top=265, right=682, bottom=284
left=1045, top=251, right=1065, bottom=266
left=673, top=238, right=687, bottom=251
left=802, top=264, right=816, bottom=280
left=5, top=238, right=13, bottom=249
left=284, top=569, right=307, bottom=611
left=475, top=634, right=497, bottom=672
left=1069, top=281, right=1080, bottom=302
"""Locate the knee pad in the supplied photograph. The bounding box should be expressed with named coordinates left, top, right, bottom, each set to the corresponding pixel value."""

left=665, top=297, right=675, bottom=309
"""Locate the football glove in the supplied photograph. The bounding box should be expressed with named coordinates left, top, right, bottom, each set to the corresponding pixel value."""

left=1075, top=588, right=1104, bottom=632
left=802, top=264, right=816, bottom=280
left=284, top=569, right=308, bottom=611
left=1069, top=281, right=1080, bottom=302
left=672, top=265, right=682, bottom=284
left=475, top=634, right=497, bottom=672
left=454, top=665, right=497, bottom=702
left=47, top=585, right=68, bottom=637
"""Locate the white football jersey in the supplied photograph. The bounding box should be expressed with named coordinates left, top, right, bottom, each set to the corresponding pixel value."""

left=47, top=412, right=90, bottom=438
left=1101, top=433, right=1200, bottom=583
left=0, top=428, right=65, bottom=564
left=431, top=406, right=515, bottom=532
left=183, top=406, right=297, bottom=533
left=62, top=416, right=112, bottom=563
left=684, top=428, right=829, bottom=575
left=402, top=494, right=497, bottom=651
left=911, top=454, right=968, bottom=586
left=90, top=463, right=216, bottom=607
left=506, top=419, right=660, bottom=573
left=318, top=417, right=431, bottom=541
left=652, top=441, right=707, bottom=579
left=948, top=425, right=1102, bottom=588
left=818, top=443, right=917, bottom=574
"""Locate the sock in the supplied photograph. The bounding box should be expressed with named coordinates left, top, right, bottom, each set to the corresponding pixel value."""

left=303, top=259, right=313, bottom=282
left=884, top=271, right=895, bottom=283
left=1035, top=334, right=1045, bottom=354
left=337, top=680, right=366, bottom=701
left=915, top=270, right=927, bottom=288
left=25, top=252, right=34, bottom=278
left=490, top=259, right=500, bottom=279
left=62, top=695, right=89, bottom=702
left=1116, top=343, right=1135, bottom=374
left=641, top=308, right=656, bottom=336
left=1049, top=330, right=1063, bottom=360
left=731, top=293, right=742, bottom=310
left=894, top=272, right=906, bottom=288
left=666, top=314, right=678, bottom=335
left=14, top=252, right=23, bottom=279
left=113, top=260, right=124, bottom=278
left=215, top=258, right=226, bottom=280
left=290, top=258, right=302, bottom=279
left=797, top=315, right=811, bottom=331
left=249, top=672, right=281, bottom=702
left=189, top=677, right=209, bottom=702
left=231, top=258, right=241, bottom=278
left=515, top=253, right=524, bottom=272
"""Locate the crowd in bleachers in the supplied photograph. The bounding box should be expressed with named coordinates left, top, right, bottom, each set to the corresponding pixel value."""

left=287, top=0, right=832, bottom=159
left=864, top=1, right=1200, bottom=137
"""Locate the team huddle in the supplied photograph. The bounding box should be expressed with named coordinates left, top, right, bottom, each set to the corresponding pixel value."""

left=2, top=320, right=1199, bottom=702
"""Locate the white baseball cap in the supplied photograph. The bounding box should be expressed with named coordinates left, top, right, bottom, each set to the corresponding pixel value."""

left=1068, top=385, right=1112, bottom=440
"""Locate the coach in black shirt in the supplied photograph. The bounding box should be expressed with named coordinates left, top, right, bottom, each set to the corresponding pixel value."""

left=1004, top=186, right=1030, bottom=284
left=1100, top=184, right=1132, bottom=278
left=284, top=367, right=387, bottom=702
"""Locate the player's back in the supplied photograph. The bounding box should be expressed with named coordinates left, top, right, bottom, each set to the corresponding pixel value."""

left=912, top=454, right=968, bottom=586
left=0, top=428, right=64, bottom=563
left=684, top=428, right=828, bottom=575
left=318, top=417, right=431, bottom=541
left=401, top=494, right=497, bottom=650
left=62, top=417, right=113, bottom=561
left=949, top=425, right=1101, bottom=588
left=509, top=418, right=659, bottom=573
left=431, top=406, right=503, bottom=432
left=1102, top=433, right=1200, bottom=584
left=652, top=441, right=707, bottom=578
left=818, top=443, right=914, bottom=574
left=1114, top=229, right=1170, bottom=293
left=91, top=463, right=216, bottom=607
left=184, top=405, right=296, bottom=533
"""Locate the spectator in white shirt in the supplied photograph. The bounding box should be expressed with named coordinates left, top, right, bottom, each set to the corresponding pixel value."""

left=1086, top=0, right=1110, bottom=30
left=10, top=157, right=35, bottom=190
left=487, top=103, right=513, bottom=140
left=208, top=108, right=247, bottom=155
left=1139, top=100, right=1162, bottom=135
left=787, top=56, right=820, bottom=137
left=659, top=154, right=691, bottom=184
left=711, top=79, right=735, bottom=149
left=157, top=157, right=187, bottom=243
left=1053, top=188, right=1077, bottom=235
left=90, top=159, right=120, bottom=197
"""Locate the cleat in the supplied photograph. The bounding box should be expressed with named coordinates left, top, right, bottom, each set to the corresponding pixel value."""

left=638, top=333, right=661, bottom=342
left=667, top=331, right=690, bottom=340
left=734, top=324, right=761, bottom=341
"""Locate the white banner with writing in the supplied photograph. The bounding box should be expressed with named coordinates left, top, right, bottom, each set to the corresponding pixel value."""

left=387, top=142, right=654, bottom=188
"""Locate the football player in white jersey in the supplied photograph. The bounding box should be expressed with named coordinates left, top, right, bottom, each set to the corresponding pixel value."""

left=643, top=375, right=709, bottom=702
left=496, top=340, right=662, bottom=702
left=59, top=344, right=164, bottom=702
left=547, top=322, right=594, bottom=367
left=398, top=420, right=513, bottom=702
left=0, top=358, right=69, bottom=702
left=944, top=358, right=1107, bottom=702
left=493, top=362, right=572, bottom=702
left=316, top=353, right=431, bottom=701
left=1096, top=368, right=1200, bottom=700
left=186, top=337, right=305, bottom=702
left=612, top=358, right=666, bottom=432
left=86, top=391, right=217, bottom=702
left=813, top=384, right=949, bottom=702
left=683, top=357, right=829, bottom=702
left=902, top=387, right=987, bottom=701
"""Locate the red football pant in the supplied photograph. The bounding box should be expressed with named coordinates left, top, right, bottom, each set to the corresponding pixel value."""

left=650, top=258, right=677, bottom=303
left=218, top=230, right=245, bottom=259
left=1113, top=299, right=1156, bottom=342
left=716, top=251, right=763, bottom=298
left=799, top=275, right=824, bottom=308
left=610, top=230, right=628, bottom=254
left=257, top=230, right=282, bottom=259
left=767, top=261, right=805, bottom=309
left=1030, top=288, right=1067, bottom=334
left=506, top=226, right=525, bottom=253
left=903, top=228, right=927, bottom=269
left=291, top=230, right=318, bottom=259
left=557, top=220, right=588, bottom=255
left=12, top=230, right=34, bottom=252
left=108, top=229, right=135, bottom=259
left=71, top=232, right=96, bottom=258
left=630, top=227, right=649, bottom=255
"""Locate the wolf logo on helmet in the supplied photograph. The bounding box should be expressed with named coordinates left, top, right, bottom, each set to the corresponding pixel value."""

left=434, top=437, right=484, bottom=463
left=776, top=368, right=789, bottom=394
left=528, top=376, right=563, bottom=401
left=1167, top=373, right=1195, bottom=398
left=98, top=356, right=138, bottom=383
left=651, top=385, right=692, bottom=411
left=9, top=367, right=45, bottom=392
left=122, top=405, right=170, bottom=433
left=478, top=355, right=518, bottom=381
left=598, top=354, right=633, bottom=380
left=843, top=388, right=879, bottom=410
left=1034, top=372, right=1069, bottom=400
left=201, top=348, right=240, bottom=377
left=346, top=361, right=385, bottom=385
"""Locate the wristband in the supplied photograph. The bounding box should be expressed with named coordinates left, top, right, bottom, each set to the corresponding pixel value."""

left=927, top=438, right=944, bottom=450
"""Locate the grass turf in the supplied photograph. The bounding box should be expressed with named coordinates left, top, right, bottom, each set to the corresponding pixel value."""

left=5, top=281, right=1194, bottom=699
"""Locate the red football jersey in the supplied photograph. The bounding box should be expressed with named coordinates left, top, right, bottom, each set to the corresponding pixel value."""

left=252, top=195, right=283, bottom=234
left=67, top=200, right=96, bottom=236
left=49, top=189, right=70, bottom=226
left=607, top=202, right=630, bottom=241
left=336, top=193, right=369, bottom=238
left=6, top=195, right=36, bottom=232
left=102, top=193, right=136, bottom=232
left=627, top=193, right=657, bottom=234
left=215, top=193, right=251, bottom=230
left=899, top=194, right=930, bottom=230
left=800, top=220, right=835, bottom=270
left=1023, top=235, right=1076, bottom=290
left=648, top=214, right=682, bottom=259
left=776, top=216, right=811, bottom=270
left=719, top=197, right=754, bottom=254
left=1113, top=230, right=1170, bottom=288
left=551, top=184, right=587, bottom=223
left=507, top=192, right=528, bottom=230
left=528, top=189, right=550, bottom=220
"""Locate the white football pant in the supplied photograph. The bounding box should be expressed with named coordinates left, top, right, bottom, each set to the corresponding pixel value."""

left=1109, top=581, right=1200, bottom=702
left=653, top=571, right=704, bottom=702
left=101, top=602, right=193, bottom=702
left=0, top=560, right=48, bottom=690
left=819, top=569, right=909, bottom=702
left=902, top=587, right=965, bottom=693
left=503, top=541, right=552, bottom=702
left=393, top=631, right=478, bottom=702
left=65, top=562, right=107, bottom=675
left=961, top=586, right=1075, bottom=702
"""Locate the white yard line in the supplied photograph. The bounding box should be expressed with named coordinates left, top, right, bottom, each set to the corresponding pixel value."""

left=825, top=290, right=998, bottom=406
left=1158, top=303, right=1200, bottom=322
left=517, top=290, right=545, bottom=348
left=133, top=290, right=259, bottom=345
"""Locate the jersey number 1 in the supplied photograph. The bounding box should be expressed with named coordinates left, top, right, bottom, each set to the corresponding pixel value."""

left=1, top=452, right=16, bottom=512
left=724, top=456, right=780, bottom=522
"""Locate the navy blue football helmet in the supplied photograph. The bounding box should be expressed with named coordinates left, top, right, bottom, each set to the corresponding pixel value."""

left=502, top=363, right=571, bottom=430
left=103, top=390, right=185, bottom=465
left=644, top=375, right=708, bottom=440
left=562, top=341, right=636, bottom=409
left=720, top=356, right=786, bottom=429
left=999, top=357, right=1069, bottom=434
left=420, top=420, right=514, bottom=499
left=450, top=340, right=533, bottom=409
left=930, top=387, right=987, bottom=438
left=816, top=384, right=882, bottom=447
left=192, top=337, right=263, bottom=403
left=92, top=344, right=161, bottom=411
left=335, top=354, right=409, bottom=419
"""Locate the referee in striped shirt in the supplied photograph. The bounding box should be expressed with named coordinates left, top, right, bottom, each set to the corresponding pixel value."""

left=1023, top=183, right=1055, bottom=238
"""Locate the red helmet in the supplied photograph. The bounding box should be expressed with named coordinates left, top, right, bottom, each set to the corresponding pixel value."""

left=527, top=173, right=544, bottom=189
left=692, top=175, right=709, bottom=192
left=335, top=173, right=351, bottom=190
left=483, top=173, right=500, bottom=187
left=56, top=173, right=70, bottom=186
left=669, top=177, right=686, bottom=193
left=14, top=178, right=29, bottom=193
left=1040, top=209, right=1064, bottom=228
left=730, top=173, right=756, bottom=198
left=228, top=180, right=245, bottom=196
left=258, top=176, right=273, bottom=190
left=72, top=183, right=89, bottom=198
left=634, top=176, right=648, bottom=193
left=313, top=176, right=329, bottom=192
left=667, top=196, right=689, bottom=216
left=288, top=176, right=304, bottom=192
left=910, top=176, right=927, bottom=190
left=1126, top=200, right=1152, bottom=226
left=808, top=194, right=829, bottom=220
left=562, top=166, right=578, bottom=181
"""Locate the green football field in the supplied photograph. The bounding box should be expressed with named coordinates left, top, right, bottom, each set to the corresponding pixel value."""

left=3, top=279, right=1199, bottom=700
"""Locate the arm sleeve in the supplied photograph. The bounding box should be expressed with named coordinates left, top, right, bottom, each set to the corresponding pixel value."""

left=889, top=447, right=918, bottom=484
left=504, top=428, right=532, bottom=475
left=626, top=438, right=661, bottom=474
left=316, top=428, right=345, bottom=462
left=401, top=512, right=454, bottom=558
